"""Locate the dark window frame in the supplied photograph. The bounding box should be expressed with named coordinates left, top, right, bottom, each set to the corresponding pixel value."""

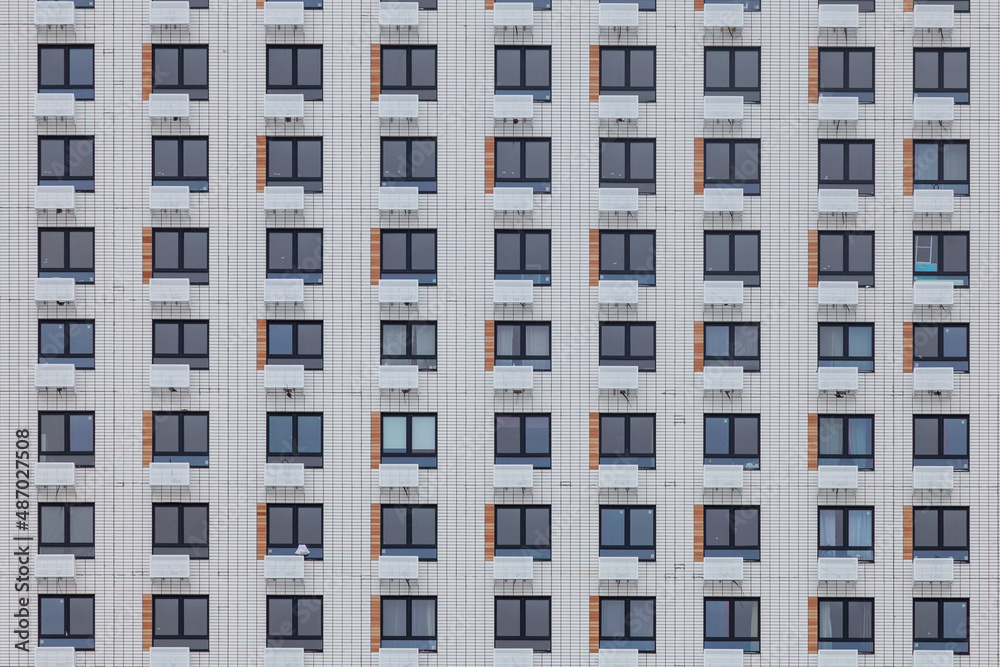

left=381, top=413, right=437, bottom=468
left=38, top=45, right=95, bottom=99
left=380, top=229, right=437, bottom=285
left=913, top=140, right=970, bottom=196
left=381, top=505, right=438, bottom=560
left=267, top=137, right=323, bottom=193
left=600, top=139, right=656, bottom=194
left=704, top=598, right=761, bottom=652
left=381, top=596, right=437, bottom=651
left=704, top=139, right=761, bottom=195
left=599, top=597, right=656, bottom=653
left=494, top=138, right=552, bottom=194
left=381, top=45, right=437, bottom=101
left=818, top=598, right=874, bottom=653
left=705, top=0, right=759, bottom=10
left=912, top=323, right=969, bottom=373
left=38, top=227, right=95, bottom=284
left=703, top=231, right=760, bottom=287
left=599, top=230, right=655, bottom=286
left=39, top=503, right=95, bottom=558
left=495, top=505, right=551, bottom=560
left=152, top=411, right=209, bottom=467
left=494, top=596, right=551, bottom=652
left=913, top=231, right=969, bottom=287
left=151, top=45, right=209, bottom=100
left=599, top=413, right=655, bottom=469
left=599, top=505, right=656, bottom=561
left=913, top=415, right=969, bottom=470
left=266, top=320, right=324, bottom=370
left=266, top=229, right=323, bottom=284
left=381, top=137, right=437, bottom=193
left=703, top=322, right=760, bottom=372
left=152, top=595, right=209, bottom=651
left=600, top=0, right=655, bottom=11
left=704, top=505, right=761, bottom=561
left=267, top=412, right=323, bottom=467
left=38, top=595, right=95, bottom=650
left=914, top=0, right=969, bottom=13
left=599, top=46, right=656, bottom=102
left=37, top=136, right=94, bottom=191
left=381, top=321, right=437, bottom=371
left=818, top=231, right=875, bottom=287
left=820, top=0, right=874, bottom=11
left=494, top=230, right=550, bottom=286
left=152, top=320, right=209, bottom=369
left=599, top=321, right=656, bottom=371
left=914, top=48, right=970, bottom=103
left=43, top=0, right=94, bottom=9
left=818, top=139, right=875, bottom=196
left=152, top=503, right=209, bottom=559
left=704, top=47, right=761, bottom=103
left=494, top=321, right=551, bottom=371
left=266, top=45, right=323, bottom=101
left=913, top=599, right=970, bottom=654
left=38, top=319, right=95, bottom=368
left=818, top=322, right=875, bottom=372
left=494, top=413, right=551, bottom=468
left=267, top=504, right=323, bottom=559
left=494, top=46, right=551, bottom=102
left=818, top=48, right=876, bottom=102
left=497, top=0, right=549, bottom=9
left=152, top=136, right=209, bottom=191
left=818, top=414, right=874, bottom=470
left=703, top=414, right=760, bottom=469
left=913, top=506, right=969, bottom=561
left=818, top=506, right=874, bottom=562
left=266, top=596, right=324, bottom=652
left=152, top=228, right=209, bottom=284
left=38, top=411, right=95, bottom=466
left=267, top=0, right=324, bottom=8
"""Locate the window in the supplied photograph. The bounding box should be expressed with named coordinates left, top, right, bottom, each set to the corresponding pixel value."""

left=39, top=412, right=94, bottom=466
left=497, top=0, right=548, bottom=9
left=913, top=415, right=968, bottom=470
left=600, top=506, right=655, bottom=560
left=152, top=596, right=209, bottom=651
left=382, top=413, right=437, bottom=467
left=818, top=49, right=875, bottom=103
left=267, top=413, right=323, bottom=467
left=495, top=414, right=551, bottom=468
left=39, top=504, right=94, bottom=558
left=157, top=0, right=207, bottom=7
left=914, top=232, right=968, bottom=287
left=381, top=230, right=436, bottom=285
left=152, top=504, right=209, bottom=559
left=819, top=140, right=875, bottom=195
left=704, top=506, right=760, bottom=560
left=818, top=323, right=874, bottom=372
left=153, top=229, right=209, bottom=284
left=704, top=48, right=760, bottom=103
left=495, top=231, right=550, bottom=285
left=914, top=141, right=969, bottom=195
left=268, top=137, right=323, bottom=193
left=267, top=321, right=323, bottom=370
left=38, top=320, right=94, bottom=369
left=706, top=0, right=758, bottom=9
left=153, top=412, right=209, bottom=467
left=267, top=504, right=323, bottom=559
left=818, top=415, right=874, bottom=470
left=704, top=323, right=760, bottom=372
left=915, top=0, right=968, bottom=13
left=600, top=414, right=655, bottom=469
left=382, top=505, right=437, bottom=560
left=267, top=229, right=322, bottom=284
left=704, top=598, right=760, bottom=652
left=820, top=0, right=873, bottom=11
left=495, top=597, right=551, bottom=652
left=914, top=599, right=969, bottom=654
left=38, top=228, right=95, bottom=283
left=382, top=46, right=436, bottom=101
left=601, top=0, right=654, bottom=10
left=819, top=507, right=874, bottom=562
left=38, top=136, right=94, bottom=191
left=818, top=599, right=874, bottom=653
left=914, top=49, right=969, bottom=103
left=267, top=46, right=322, bottom=100
left=43, top=0, right=93, bottom=7
left=152, top=320, right=209, bottom=369
left=495, top=46, right=551, bottom=101
left=381, top=138, right=437, bottom=193
left=267, top=597, right=323, bottom=651
left=495, top=139, right=551, bottom=193
left=818, top=232, right=874, bottom=287
left=704, top=231, right=760, bottom=287
left=495, top=505, right=551, bottom=560
left=599, top=47, right=655, bottom=102
left=600, top=598, right=655, bottom=652
left=38, top=46, right=94, bottom=99
left=913, top=323, right=969, bottom=372
left=495, top=322, right=551, bottom=371
left=381, top=597, right=437, bottom=651
left=600, top=322, right=655, bottom=371
left=153, top=137, right=209, bottom=194
left=600, top=139, right=656, bottom=194
left=152, top=45, right=208, bottom=100
left=268, top=0, right=322, bottom=8
left=381, top=321, right=437, bottom=370
left=704, top=414, right=759, bottom=469
left=599, top=231, right=655, bottom=286
left=914, top=507, right=969, bottom=561
left=39, top=596, right=94, bottom=650
left=704, top=140, right=760, bottom=194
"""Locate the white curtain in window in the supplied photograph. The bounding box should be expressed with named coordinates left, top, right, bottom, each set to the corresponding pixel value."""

left=819, top=603, right=834, bottom=637
left=819, top=511, right=838, bottom=547
left=849, top=511, right=872, bottom=547
left=496, top=326, right=516, bottom=356
left=848, top=419, right=870, bottom=455
left=525, top=325, right=549, bottom=356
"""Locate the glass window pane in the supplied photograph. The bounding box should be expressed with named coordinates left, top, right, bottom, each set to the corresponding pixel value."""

left=154, top=598, right=180, bottom=636
left=524, top=599, right=549, bottom=635
left=704, top=509, right=730, bottom=546
left=630, top=49, right=654, bottom=88
left=382, top=416, right=407, bottom=452
left=914, top=51, right=939, bottom=89
left=704, top=50, right=731, bottom=89
left=70, top=414, right=94, bottom=451
left=629, top=325, right=654, bottom=357
left=496, top=49, right=522, bottom=88
left=705, top=234, right=731, bottom=273
left=601, top=599, right=626, bottom=637
left=524, top=49, right=549, bottom=88
left=848, top=326, right=873, bottom=357
left=298, top=48, right=323, bottom=87
left=183, top=232, right=207, bottom=269
left=733, top=234, right=758, bottom=272
left=819, top=143, right=845, bottom=182
left=268, top=507, right=294, bottom=545
left=40, top=598, right=66, bottom=636
left=268, top=141, right=293, bottom=179
left=183, top=414, right=208, bottom=452
left=602, top=416, right=626, bottom=455
left=630, top=416, right=655, bottom=455
left=847, top=234, right=873, bottom=272
left=268, top=598, right=293, bottom=637
left=68, top=506, right=93, bottom=543
left=269, top=232, right=294, bottom=270
left=269, top=416, right=293, bottom=454
left=943, top=418, right=968, bottom=455
left=820, top=51, right=845, bottom=88
left=704, top=600, right=729, bottom=638
left=734, top=600, right=758, bottom=637
left=601, top=325, right=626, bottom=357
left=847, top=51, right=873, bottom=89
left=382, top=599, right=407, bottom=637
left=942, top=52, right=968, bottom=88
left=734, top=326, right=759, bottom=357
left=914, top=144, right=940, bottom=182
left=154, top=140, right=179, bottom=178
left=496, top=416, right=522, bottom=454
left=40, top=414, right=66, bottom=452
left=183, top=49, right=208, bottom=87
left=942, top=601, right=967, bottom=638
left=67, top=598, right=94, bottom=636
left=524, top=508, right=550, bottom=548
left=155, top=415, right=180, bottom=452
left=630, top=509, right=654, bottom=546
left=913, top=418, right=939, bottom=456
left=942, top=143, right=968, bottom=181
left=381, top=48, right=408, bottom=88
left=68, top=49, right=93, bottom=86
left=524, top=416, right=549, bottom=454
left=601, top=509, right=625, bottom=546
left=524, top=142, right=549, bottom=180
left=382, top=507, right=407, bottom=545
left=297, top=507, right=323, bottom=545
left=733, top=417, right=758, bottom=455
left=410, top=233, right=436, bottom=271
left=39, top=48, right=66, bottom=86
left=733, top=51, right=759, bottom=88
left=410, top=141, right=436, bottom=179
left=913, top=326, right=939, bottom=359
left=704, top=143, right=731, bottom=181
left=297, top=323, right=322, bottom=356
left=411, top=416, right=435, bottom=452
left=495, top=233, right=521, bottom=272
left=601, top=50, right=626, bottom=87
left=913, top=510, right=938, bottom=547
left=847, top=418, right=872, bottom=455
left=819, top=326, right=844, bottom=357
left=496, top=599, right=521, bottom=636
left=297, top=140, right=322, bottom=179
left=913, top=601, right=938, bottom=639
left=601, top=233, right=625, bottom=271
left=602, top=142, right=626, bottom=180
left=381, top=232, right=408, bottom=272
left=847, top=601, right=872, bottom=639
left=411, top=508, right=435, bottom=544
left=848, top=143, right=874, bottom=182
left=183, top=507, right=208, bottom=544
left=942, top=326, right=966, bottom=357
left=705, top=417, right=730, bottom=455
left=733, top=509, right=758, bottom=546
left=496, top=508, right=521, bottom=546
left=942, top=510, right=967, bottom=546
left=155, top=48, right=180, bottom=86
left=941, top=235, right=968, bottom=272
left=630, top=142, right=655, bottom=180
left=182, top=140, right=208, bottom=178
left=40, top=505, right=66, bottom=543
left=296, top=599, right=322, bottom=637
left=496, top=141, right=521, bottom=179
left=704, top=326, right=729, bottom=357
left=524, top=233, right=549, bottom=271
